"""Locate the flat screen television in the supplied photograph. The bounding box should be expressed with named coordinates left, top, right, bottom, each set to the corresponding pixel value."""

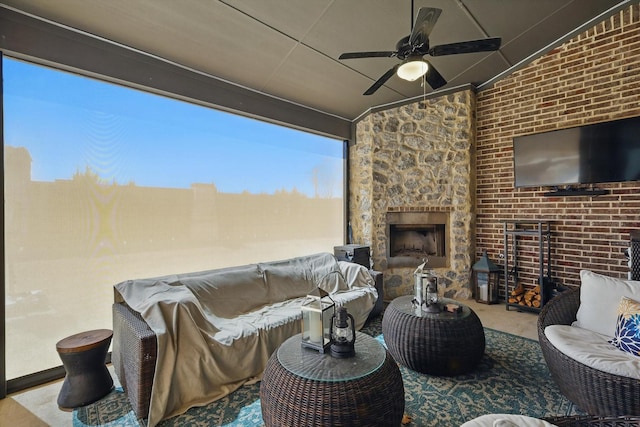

left=513, top=116, right=640, bottom=188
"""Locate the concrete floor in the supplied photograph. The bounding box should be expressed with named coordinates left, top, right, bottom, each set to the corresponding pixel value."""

left=0, top=299, right=540, bottom=426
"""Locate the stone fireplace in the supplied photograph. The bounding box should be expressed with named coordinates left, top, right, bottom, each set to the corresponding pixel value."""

left=349, top=88, right=476, bottom=300
left=386, top=211, right=449, bottom=268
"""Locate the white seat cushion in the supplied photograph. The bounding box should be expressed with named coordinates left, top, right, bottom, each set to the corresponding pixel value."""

left=460, top=414, right=558, bottom=427
left=545, top=324, right=640, bottom=379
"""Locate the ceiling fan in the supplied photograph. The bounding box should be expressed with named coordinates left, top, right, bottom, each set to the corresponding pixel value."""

left=338, top=6, right=501, bottom=95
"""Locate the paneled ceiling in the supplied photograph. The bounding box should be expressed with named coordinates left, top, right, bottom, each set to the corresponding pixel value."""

left=0, top=0, right=630, bottom=121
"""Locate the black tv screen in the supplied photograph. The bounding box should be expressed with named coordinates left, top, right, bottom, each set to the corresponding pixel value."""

left=513, top=116, right=640, bottom=188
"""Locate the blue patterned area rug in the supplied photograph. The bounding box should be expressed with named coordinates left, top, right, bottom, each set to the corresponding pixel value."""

left=74, top=318, right=582, bottom=427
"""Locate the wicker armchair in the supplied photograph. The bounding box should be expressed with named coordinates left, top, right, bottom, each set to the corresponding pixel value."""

left=538, top=287, right=640, bottom=416
left=543, top=415, right=640, bottom=426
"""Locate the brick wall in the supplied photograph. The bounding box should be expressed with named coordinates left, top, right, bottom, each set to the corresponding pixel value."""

left=476, top=4, right=640, bottom=290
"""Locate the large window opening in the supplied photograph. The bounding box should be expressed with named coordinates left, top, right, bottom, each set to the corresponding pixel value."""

left=3, top=57, right=345, bottom=380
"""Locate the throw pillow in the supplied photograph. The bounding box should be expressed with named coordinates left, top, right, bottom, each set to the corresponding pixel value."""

left=574, top=270, right=640, bottom=336
left=609, top=296, right=640, bottom=357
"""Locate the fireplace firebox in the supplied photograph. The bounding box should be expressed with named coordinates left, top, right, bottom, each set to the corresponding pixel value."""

left=386, top=211, right=449, bottom=268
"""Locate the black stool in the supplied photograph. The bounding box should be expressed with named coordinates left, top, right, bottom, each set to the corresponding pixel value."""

left=56, top=329, right=114, bottom=410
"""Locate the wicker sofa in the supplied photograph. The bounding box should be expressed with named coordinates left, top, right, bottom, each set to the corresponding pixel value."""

left=543, top=415, right=640, bottom=426
left=111, top=252, right=382, bottom=426
left=538, top=284, right=640, bottom=416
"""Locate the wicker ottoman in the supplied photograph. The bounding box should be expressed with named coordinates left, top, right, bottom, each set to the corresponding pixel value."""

left=260, top=332, right=405, bottom=426
left=382, top=296, right=485, bottom=376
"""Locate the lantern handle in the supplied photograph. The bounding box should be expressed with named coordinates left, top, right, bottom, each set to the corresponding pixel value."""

left=347, top=312, right=356, bottom=342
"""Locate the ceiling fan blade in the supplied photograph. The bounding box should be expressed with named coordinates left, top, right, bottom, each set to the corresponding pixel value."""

left=428, top=37, right=502, bottom=56
left=339, top=51, right=396, bottom=60
left=409, top=7, right=442, bottom=47
left=364, top=65, right=400, bottom=95
left=425, top=61, right=447, bottom=90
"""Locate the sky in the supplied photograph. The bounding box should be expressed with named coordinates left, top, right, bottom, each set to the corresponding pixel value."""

left=3, top=57, right=344, bottom=197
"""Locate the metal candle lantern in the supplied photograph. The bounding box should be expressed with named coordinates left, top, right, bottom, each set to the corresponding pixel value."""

left=414, top=271, right=425, bottom=306
left=472, top=249, right=501, bottom=304
left=414, top=260, right=440, bottom=313
left=330, top=306, right=356, bottom=358
left=301, top=288, right=335, bottom=353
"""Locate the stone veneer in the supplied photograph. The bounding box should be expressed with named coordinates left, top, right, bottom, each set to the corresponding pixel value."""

left=349, top=89, right=476, bottom=301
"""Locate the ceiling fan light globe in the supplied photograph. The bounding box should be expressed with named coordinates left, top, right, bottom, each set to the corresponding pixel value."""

left=397, top=59, right=428, bottom=81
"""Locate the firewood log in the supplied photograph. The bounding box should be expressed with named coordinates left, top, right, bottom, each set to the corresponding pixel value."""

left=510, top=282, right=544, bottom=307
left=511, top=284, right=525, bottom=296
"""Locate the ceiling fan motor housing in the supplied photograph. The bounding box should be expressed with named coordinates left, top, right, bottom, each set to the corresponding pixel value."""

left=395, top=36, right=429, bottom=60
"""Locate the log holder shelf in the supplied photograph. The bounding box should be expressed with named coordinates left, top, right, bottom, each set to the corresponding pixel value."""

left=502, top=220, right=552, bottom=313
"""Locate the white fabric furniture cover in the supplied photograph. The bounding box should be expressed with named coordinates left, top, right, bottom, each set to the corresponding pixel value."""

left=114, top=252, right=378, bottom=426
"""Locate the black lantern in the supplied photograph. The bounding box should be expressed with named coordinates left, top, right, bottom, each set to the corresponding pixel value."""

left=301, top=288, right=335, bottom=353
left=472, top=250, right=501, bottom=304
left=330, top=306, right=356, bottom=358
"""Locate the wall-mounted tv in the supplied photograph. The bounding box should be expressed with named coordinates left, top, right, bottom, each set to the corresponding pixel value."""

left=513, top=116, right=640, bottom=188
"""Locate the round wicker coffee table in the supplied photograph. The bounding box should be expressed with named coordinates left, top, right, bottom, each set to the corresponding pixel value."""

left=260, top=332, right=405, bottom=426
left=382, top=296, right=485, bottom=376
